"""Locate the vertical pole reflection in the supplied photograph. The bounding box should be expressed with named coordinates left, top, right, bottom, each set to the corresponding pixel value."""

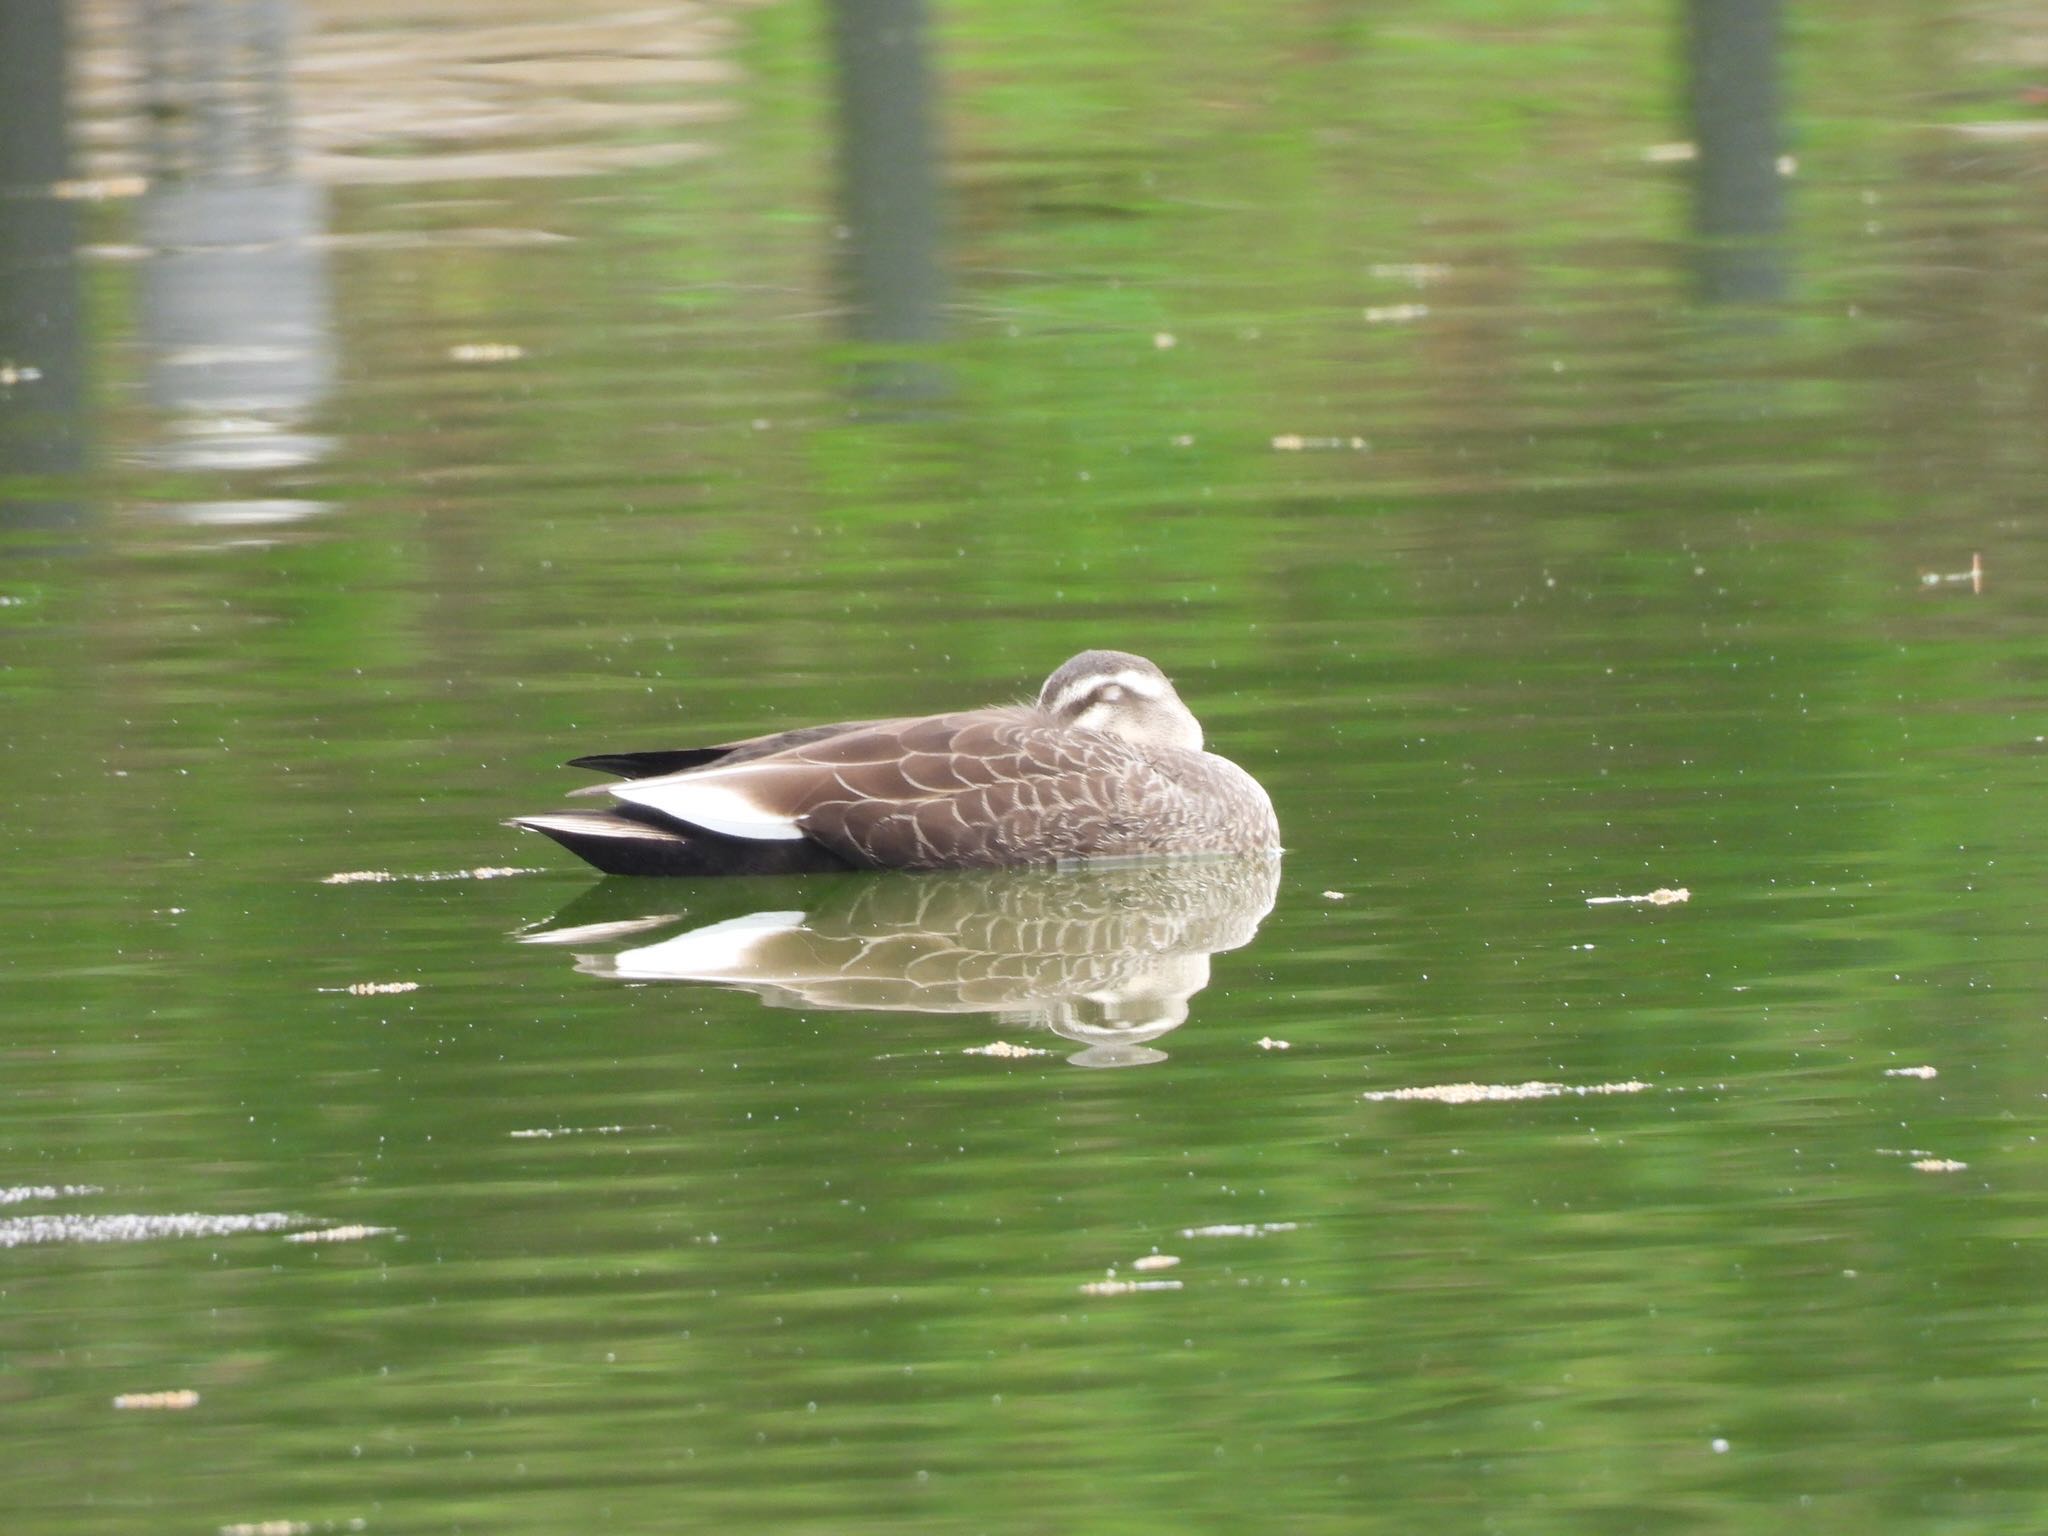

left=137, top=0, right=334, bottom=472
left=1684, top=0, right=1788, bottom=305
left=827, top=0, right=949, bottom=406
left=0, top=0, right=89, bottom=532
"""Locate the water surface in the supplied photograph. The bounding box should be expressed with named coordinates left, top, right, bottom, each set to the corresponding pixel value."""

left=4, top=1, right=2048, bottom=1532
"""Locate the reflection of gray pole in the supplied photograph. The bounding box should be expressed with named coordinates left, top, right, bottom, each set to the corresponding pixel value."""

left=139, top=178, right=333, bottom=420
left=828, top=0, right=946, bottom=347
left=136, top=0, right=334, bottom=466
left=1684, top=0, right=1788, bottom=304
left=0, top=0, right=88, bottom=525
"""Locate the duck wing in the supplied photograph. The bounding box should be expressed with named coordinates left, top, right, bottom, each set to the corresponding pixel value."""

left=566, top=717, right=908, bottom=780
left=606, top=709, right=1187, bottom=868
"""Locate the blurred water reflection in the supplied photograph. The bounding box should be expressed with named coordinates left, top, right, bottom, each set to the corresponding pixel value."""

left=0, top=0, right=87, bottom=531
left=827, top=0, right=950, bottom=406
left=1685, top=0, right=1789, bottom=304
left=524, top=856, right=1282, bottom=1067
left=135, top=0, right=334, bottom=474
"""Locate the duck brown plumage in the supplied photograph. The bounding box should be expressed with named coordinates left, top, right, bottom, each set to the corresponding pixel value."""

left=509, top=650, right=1278, bottom=877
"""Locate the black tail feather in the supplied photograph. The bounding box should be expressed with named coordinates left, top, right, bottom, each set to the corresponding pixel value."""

left=566, top=747, right=735, bottom=779
left=509, top=811, right=855, bottom=878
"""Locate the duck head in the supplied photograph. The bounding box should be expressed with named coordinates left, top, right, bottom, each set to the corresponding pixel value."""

left=1037, top=650, right=1204, bottom=753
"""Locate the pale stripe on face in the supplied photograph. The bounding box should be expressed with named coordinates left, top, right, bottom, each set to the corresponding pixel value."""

left=1044, top=667, right=1171, bottom=720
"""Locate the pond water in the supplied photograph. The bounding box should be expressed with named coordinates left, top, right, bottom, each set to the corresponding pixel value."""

left=5, top=0, right=2048, bottom=1531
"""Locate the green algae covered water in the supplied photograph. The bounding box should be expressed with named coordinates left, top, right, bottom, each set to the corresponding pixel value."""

left=5, top=2, right=2048, bottom=1531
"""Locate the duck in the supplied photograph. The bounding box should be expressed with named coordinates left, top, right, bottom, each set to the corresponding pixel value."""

left=508, top=649, right=1279, bottom=876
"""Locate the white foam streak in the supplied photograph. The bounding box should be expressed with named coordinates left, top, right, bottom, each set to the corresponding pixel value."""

left=0, top=1211, right=306, bottom=1248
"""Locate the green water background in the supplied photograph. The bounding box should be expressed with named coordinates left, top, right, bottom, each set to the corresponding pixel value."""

left=3, top=1, right=2047, bottom=1531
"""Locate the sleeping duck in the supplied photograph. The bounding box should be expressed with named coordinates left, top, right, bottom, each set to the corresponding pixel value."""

left=509, top=650, right=1279, bottom=876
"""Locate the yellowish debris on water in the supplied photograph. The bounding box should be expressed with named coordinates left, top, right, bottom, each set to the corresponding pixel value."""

left=322, top=865, right=539, bottom=885
left=1364, top=1080, right=1650, bottom=1105
left=345, top=981, right=418, bottom=996
left=1131, top=1254, right=1180, bottom=1272
left=219, top=1522, right=314, bottom=1536
left=964, top=1041, right=1051, bottom=1058
left=1271, top=434, right=1370, bottom=452
left=1911, top=1158, right=1968, bottom=1173
left=1368, top=262, right=1452, bottom=283
left=1884, top=1065, right=1938, bottom=1080
left=449, top=342, right=526, bottom=362
left=283, top=1225, right=395, bottom=1244
left=1586, top=887, right=1691, bottom=906
left=1363, top=302, right=1429, bottom=323
left=52, top=175, right=149, bottom=200
left=1256, top=1037, right=1291, bottom=1051
left=113, top=1389, right=200, bottom=1411
left=1180, top=1222, right=1299, bottom=1238
left=1949, top=120, right=2048, bottom=141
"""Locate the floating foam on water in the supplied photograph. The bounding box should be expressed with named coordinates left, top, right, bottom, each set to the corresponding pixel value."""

left=1079, top=1278, right=1183, bottom=1297
left=508, top=1124, right=647, bottom=1140
left=1271, top=433, right=1370, bottom=452
left=0, top=1212, right=304, bottom=1249
left=1363, top=1080, right=1651, bottom=1105
left=0, top=1184, right=102, bottom=1205
left=322, top=866, right=541, bottom=885
left=282, top=1225, right=396, bottom=1244
left=1367, top=262, right=1453, bottom=283
left=448, top=342, right=526, bottom=362
left=112, top=1389, right=200, bottom=1411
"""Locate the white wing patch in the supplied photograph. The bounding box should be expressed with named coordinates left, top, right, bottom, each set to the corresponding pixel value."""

left=609, top=767, right=809, bottom=841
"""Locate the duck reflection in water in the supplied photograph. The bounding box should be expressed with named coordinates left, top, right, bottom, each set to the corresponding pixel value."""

left=519, top=855, right=1280, bottom=1068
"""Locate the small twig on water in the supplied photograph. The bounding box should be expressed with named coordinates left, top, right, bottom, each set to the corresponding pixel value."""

left=1918, top=551, right=1983, bottom=594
